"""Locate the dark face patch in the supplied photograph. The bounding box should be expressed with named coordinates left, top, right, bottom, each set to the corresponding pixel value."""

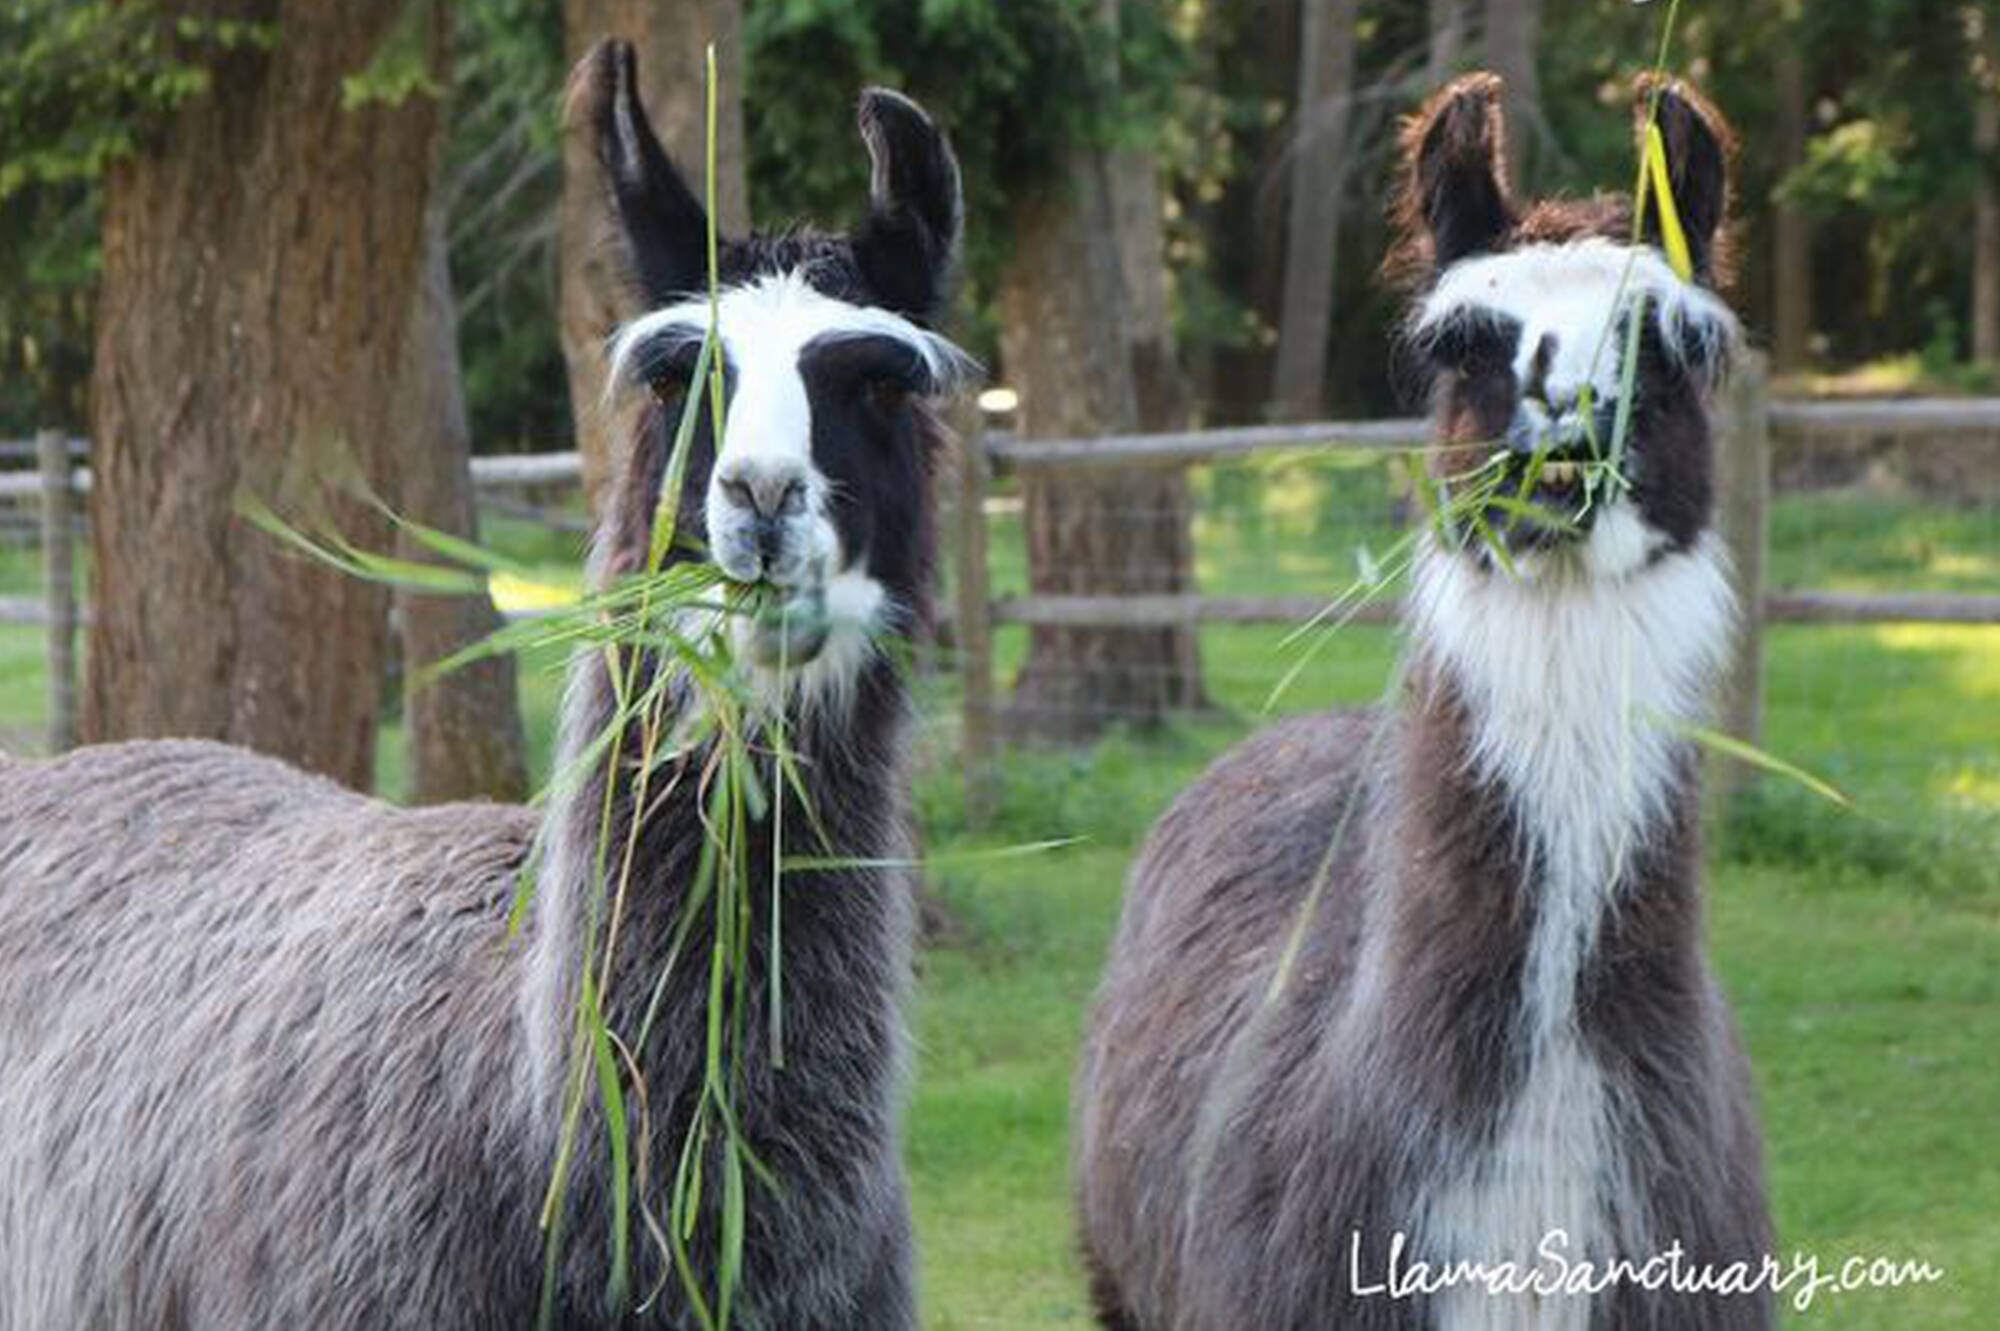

left=1392, top=69, right=1739, bottom=571
left=1619, top=319, right=1715, bottom=553
left=800, top=333, right=943, bottom=605
left=1414, top=281, right=1723, bottom=562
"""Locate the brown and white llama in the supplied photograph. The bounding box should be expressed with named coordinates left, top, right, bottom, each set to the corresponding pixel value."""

left=1074, top=75, right=1773, bottom=1331
left=0, top=41, right=967, bottom=1330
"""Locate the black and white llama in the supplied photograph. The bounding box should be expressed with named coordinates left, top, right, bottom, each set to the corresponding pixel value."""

left=0, top=40, right=966, bottom=1331
left=1073, top=74, right=1772, bottom=1331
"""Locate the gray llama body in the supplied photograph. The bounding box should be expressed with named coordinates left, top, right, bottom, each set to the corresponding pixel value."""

left=1075, top=72, right=1773, bottom=1331
left=0, top=741, right=544, bottom=1328
left=0, top=39, right=966, bottom=1329
left=0, top=720, right=917, bottom=1330
left=1074, top=654, right=1772, bottom=1331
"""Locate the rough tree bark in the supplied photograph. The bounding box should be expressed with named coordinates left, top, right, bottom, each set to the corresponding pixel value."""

left=83, top=2, right=446, bottom=791
left=1005, top=0, right=1203, bottom=739
left=1107, top=100, right=1206, bottom=709
left=1772, top=35, right=1813, bottom=374
left=394, top=203, right=529, bottom=804
left=1484, top=0, right=1542, bottom=185
left=1003, top=165, right=1204, bottom=738
left=1971, top=5, right=2000, bottom=364
left=1427, top=0, right=1477, bottom=85
left=559, top=0, right=747, bottom=517
left=1270, top=0, right=1362, bottom=421
left=1108, top=149, right=1187, bottom=433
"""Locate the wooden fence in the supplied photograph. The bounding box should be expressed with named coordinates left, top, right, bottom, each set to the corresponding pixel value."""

left=952, top=358, right=2000, bottom=815
left=7, top=365, right=2000, bottom=781
left=0, top=439, right=589, bottom=749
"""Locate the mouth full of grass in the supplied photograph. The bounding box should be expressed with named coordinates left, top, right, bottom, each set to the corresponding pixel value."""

left=744, top=577, right=832, bottom=668
left=1432, top=438, right=1629, bottom=560
left=1485, top=447, right=1617, bottom=549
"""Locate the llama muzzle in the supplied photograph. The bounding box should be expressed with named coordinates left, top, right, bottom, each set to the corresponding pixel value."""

left=748, top=577, right=833, bottom=667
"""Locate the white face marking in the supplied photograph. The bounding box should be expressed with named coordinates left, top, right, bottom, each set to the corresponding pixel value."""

left=607, top=272, right=968, bottom=709
left=1416, top=237, right=1736, bottom=409
left=1419, top=239, right=1737, bottom=580
left=1409, top=533, right=1737, bottom=1306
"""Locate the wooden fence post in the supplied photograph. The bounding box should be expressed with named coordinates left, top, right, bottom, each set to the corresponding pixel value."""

left=1712, top=350, right=1770, bottom=797
left=953, top=410, right=1000, bottom=824
left=37, top=428, right=78, bottom=753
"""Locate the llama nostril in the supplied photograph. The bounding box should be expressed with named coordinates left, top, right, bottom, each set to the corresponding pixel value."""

left=755, top=516, right=784, bottom=562
left=717, top=466, right=808, bottom=520
left=1523, top=332, right=1558, bottom=406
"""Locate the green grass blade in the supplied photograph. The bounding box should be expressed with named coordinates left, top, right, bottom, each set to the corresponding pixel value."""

left=1656, top=714, right=1853, bottom=807
left=585, top=973, right=633, bottom=1311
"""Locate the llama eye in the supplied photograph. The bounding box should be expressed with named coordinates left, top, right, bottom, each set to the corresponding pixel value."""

left=649, top=373, right=690, bottom=409
left=1421, top=312, right=1520, bottom=374
left=864, top=377, right=911, bottom=416
left=1429, top=328, right=1505, bottom=371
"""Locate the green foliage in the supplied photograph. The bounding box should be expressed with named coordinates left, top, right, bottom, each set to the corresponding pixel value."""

left=1786, top=117, right=1918, bottom=213
left=340, top=0, right=444, bottom=110
left=6, top=0, right=1999, bottom=442
left=1762, top=0, right=1992, bottom=364
left=0, top=1, right=268, bottom=432
left=745, top=0, right=1184, bottom=289
left=0, top=3, right=246, bottom=201
left=441, top=0, right=569, bottom=451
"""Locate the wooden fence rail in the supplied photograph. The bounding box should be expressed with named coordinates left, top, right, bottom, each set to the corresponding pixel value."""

left=7, top=383, right=1999, bottom=779
left=0, top=448, right=590, bottom=503
left=984, top=589, right=2000, bottom=629
left=952, top=366, right=2000, bottom=813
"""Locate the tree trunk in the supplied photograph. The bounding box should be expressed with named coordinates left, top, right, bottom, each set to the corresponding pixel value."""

left=1772, top=37, right=1813, bottom=373
left=83, top=2, right=446, bottom=791
left=1003, top=167, right=1201, bottom=739
left=1427, top=0, right=1476, bottom=85
left=1270, top=0, right=1362, bottom=421
left=1971, top=5, right=2000, bottom=364
left=559, top=0, right=747, bottom=518
left=1484, top=0, right=1542, bottom=185
left=394, top=203, right=530, bottom=804
left=1005, top=1, right=1203, bottom=738
left=1108, top=146, right=1188, bottom=433
left=1199, top=0, right=1300, bottom=422
left=1105, top=57, right=1206, bottom=709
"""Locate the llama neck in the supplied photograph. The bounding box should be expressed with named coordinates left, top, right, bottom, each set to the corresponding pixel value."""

left=518, top=631, right=915, bottom=1137
left=1363, top=535, right=1734, bottom=1060
left=1366, top=536, right=1733, bottom=1289
left=1413, top=536, right=1728, bottom=868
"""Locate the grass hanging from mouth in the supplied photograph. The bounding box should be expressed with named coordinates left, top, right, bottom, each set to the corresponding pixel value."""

left=234, top=43, right=1056, bottom=1323
left=537, top=43, right=789, bottom=1330
left=1257, top=0, right=1847, bottom=978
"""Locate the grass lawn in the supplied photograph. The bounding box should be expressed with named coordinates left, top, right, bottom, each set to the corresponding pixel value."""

left=918, top=465, right=2000, bottom=1328
left=1, top=473, right=1994, bottom=1327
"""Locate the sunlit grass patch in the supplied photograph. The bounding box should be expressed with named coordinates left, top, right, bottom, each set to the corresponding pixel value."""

left=1867, top=624, right=2000, bottom=699
left=491, top=570, right=581, bottom=615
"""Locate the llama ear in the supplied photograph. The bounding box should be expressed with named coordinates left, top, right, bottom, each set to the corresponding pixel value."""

left=1400, top=72, right=1514, bottom=270
left=852, top=88, right=963, bottom=322
left=1634, top=75, right=1732, bottom=283
left=567, top=39, right=710, bottom=306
